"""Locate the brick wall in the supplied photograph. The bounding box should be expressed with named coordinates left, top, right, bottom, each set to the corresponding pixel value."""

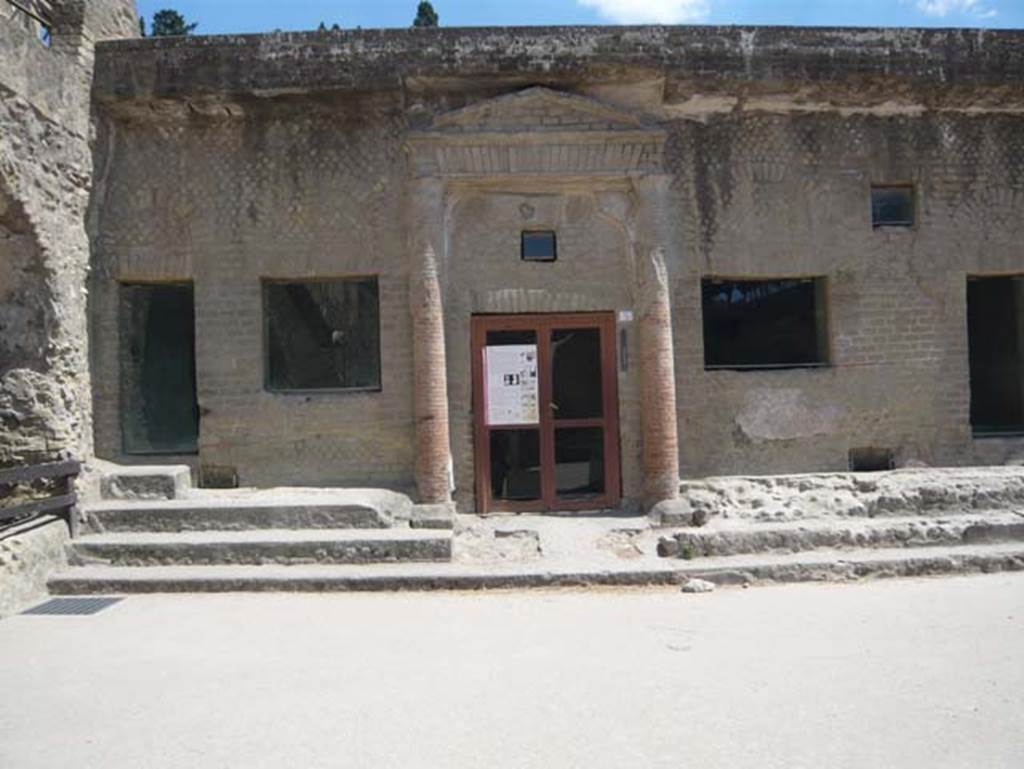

left=87, top=28, right=1024, bottom=503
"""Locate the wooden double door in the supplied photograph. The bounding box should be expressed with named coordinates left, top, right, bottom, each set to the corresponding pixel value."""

left=471, top=313, right=621, bottom=512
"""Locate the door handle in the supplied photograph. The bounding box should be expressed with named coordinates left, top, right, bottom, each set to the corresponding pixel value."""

left=549, top=402, right=559, bottom=411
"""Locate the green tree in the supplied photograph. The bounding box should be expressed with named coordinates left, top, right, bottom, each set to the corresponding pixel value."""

left=139, top=16, right=145, bottom=36
left=413, top=1, right=439, bottom=27
left=150, top=9, right=198, bottom=37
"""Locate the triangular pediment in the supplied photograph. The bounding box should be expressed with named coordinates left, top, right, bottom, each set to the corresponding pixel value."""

left=431, top=87, right=644, bottom=133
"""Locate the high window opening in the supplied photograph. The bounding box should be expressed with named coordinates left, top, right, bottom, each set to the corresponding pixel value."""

left=264, top=277, right=381, bottom=392
left=702, top=278, right=829, bottom=370
left=521, top=231, right=557, bottom=262
left=120, top=283, right=199, bottom=454
left=871, top=185, right=915, bottom=228
left=967, top=275, right=1024, bottom=435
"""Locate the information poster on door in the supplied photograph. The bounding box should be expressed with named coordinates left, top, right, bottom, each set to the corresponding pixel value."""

left=485, top=345, right=539, bottom=425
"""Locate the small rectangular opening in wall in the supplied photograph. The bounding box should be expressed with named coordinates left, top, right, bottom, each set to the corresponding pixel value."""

left=849, top=447, right=895, bottom=472
left=701, top=278, right=829, bottom=370
left=264, top=277, right=381, bottom=392
left=967, top=275, right=1024, bottom=436
left=200, top=465, right=239, bottom=489
left=871, top=185, right=915, bottom=228
left=521, top=231, right=557, bottom=262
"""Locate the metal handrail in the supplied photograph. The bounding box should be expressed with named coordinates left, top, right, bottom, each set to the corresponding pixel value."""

left=0, top=459, right=81, bottom=537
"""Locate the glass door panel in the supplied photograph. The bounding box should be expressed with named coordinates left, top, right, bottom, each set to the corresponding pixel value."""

left=554, top=427, right=605, bottom=498
left=551, top=327, right=602, bottom=420
left=490, top=430, right=541, bottom=501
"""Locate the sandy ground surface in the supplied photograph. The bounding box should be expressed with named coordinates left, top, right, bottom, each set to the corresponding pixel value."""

left=1, top=575, right=1022, bottom=769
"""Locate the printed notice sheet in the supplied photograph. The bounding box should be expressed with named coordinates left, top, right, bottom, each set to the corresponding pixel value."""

left=485, top=345, right=539, bottom=425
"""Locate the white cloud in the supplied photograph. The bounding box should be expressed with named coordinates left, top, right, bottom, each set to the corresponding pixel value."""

left=577, top=0, right=710, bottom=24
left=915, top=0, right=997, bottom=18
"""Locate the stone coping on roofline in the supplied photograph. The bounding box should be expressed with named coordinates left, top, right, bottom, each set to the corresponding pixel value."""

left=92, top=25, right=1024, bottom=109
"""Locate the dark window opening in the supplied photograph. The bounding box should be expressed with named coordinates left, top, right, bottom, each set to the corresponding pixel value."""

left=849, top=447, right=894, bottom=472
left=871, top=185, right=915, bottom=228
left=265, top=277, right=381, bottom=392
left=121, top=283, right=199, bottom=454
left=521, top=231, right=557, bottom=262
left=701, top=278, right=829, bottom=370
left=967, top=276, right=1024, bottom=436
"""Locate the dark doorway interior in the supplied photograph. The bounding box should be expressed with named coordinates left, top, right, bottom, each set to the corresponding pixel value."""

left=967, top=276, right=1024, bottom=435
left=121, top=283, right=199, bottom=454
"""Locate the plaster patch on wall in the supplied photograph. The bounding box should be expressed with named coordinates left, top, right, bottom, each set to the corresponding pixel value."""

left=736, top=388, right=846, bottom=442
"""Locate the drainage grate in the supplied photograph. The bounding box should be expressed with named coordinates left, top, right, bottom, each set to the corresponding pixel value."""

left=21, top=597, right=123, bottom=616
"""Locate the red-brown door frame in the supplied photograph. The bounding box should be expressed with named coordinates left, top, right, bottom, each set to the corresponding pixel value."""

left=471, top=312, right=621, bottom=513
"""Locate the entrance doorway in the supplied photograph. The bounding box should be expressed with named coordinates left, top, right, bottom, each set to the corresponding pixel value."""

left=471, top=313, right=621, bottom=512
left=967, top=275, right=1024, bottom=435
left=121, top=282, right=199, bottom=454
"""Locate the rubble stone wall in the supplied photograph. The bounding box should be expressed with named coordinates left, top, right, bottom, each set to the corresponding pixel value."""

left=0, top=0, right=136, bottom=467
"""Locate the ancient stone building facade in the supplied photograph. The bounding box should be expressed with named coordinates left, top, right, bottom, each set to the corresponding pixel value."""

left=84, top=26, right=1024, bottom=513
left=0, top=0, right=137, bottom=466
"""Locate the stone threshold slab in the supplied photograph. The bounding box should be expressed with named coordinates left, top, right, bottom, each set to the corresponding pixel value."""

left=48, top=542, right=1024, bottom=594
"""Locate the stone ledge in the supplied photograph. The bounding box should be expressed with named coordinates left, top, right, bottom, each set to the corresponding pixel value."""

left=93, top=26, right=1024, bottom=107
left=0, top=516, right=70, bottom=618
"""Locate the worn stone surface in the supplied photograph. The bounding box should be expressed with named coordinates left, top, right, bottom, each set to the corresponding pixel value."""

left=100, top=464, right=192, bottom=500
left=0, top=0, right=137, bottom=467
left=661, top=466, right=1024, bottom=524
left=43, top=542, right=1024, bottom=594
left=70, top=528, right=452, bottom=567
left=0, top=516, right=70, bottom=618
left=82, top=487, right=412, bottom=532
left=658, top=513, right=1024, bottom=558
left=681, top=577, right=716, bottom=593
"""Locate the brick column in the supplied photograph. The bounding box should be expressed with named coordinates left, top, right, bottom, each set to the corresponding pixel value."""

left=634, top=176, right=680, bottom=508
left=408, top=177, right=452, bottom=504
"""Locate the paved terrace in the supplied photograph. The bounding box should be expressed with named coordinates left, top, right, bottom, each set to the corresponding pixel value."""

left=2, top=575, right=1022, bottom=768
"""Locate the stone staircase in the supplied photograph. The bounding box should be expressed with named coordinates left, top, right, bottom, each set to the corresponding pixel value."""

left=654, top=467, right=1024, bottom=584
left=48, top=465, right=453, bottom=595
left=46, top=465, right=1024, bottom=594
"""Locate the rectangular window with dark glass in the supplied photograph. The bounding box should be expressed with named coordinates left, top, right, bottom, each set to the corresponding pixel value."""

left=871, top=185, right=915, bottom=227
left=702, top=278, right=829, bottom=369
left=264, top=277, right=381, bottom=391
left=521, top=231, right=556, bottom=262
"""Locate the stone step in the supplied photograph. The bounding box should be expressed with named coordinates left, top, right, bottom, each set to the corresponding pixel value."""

left=101, top=465, right=192, bottom=501
left=664, top=467, right=1024, bottom=525
left=83, top=488, right=409, bottom=532
left=46, top=543, right=1024, bottom=594
left=70, top=529, right=451, bottom=566
left=657, top=513, right=1024, bottom=558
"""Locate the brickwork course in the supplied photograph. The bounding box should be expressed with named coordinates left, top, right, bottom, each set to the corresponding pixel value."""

left=4, top=19, right=1024, bottom=512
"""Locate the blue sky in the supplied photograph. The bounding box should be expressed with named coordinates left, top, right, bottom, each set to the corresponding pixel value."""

left=136, top=0, right=1024, bottom=34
